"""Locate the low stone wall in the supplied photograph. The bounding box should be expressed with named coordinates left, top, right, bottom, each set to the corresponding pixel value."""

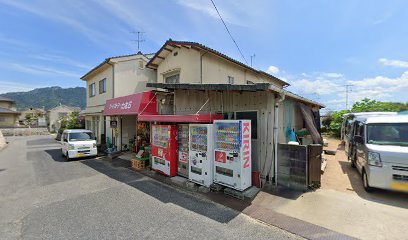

left=0, top=127, right=50, bottom=137
left=0, top=130, right=6, bottom=150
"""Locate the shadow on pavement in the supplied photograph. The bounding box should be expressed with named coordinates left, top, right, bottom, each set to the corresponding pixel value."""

left=80, top=159, right=242, bottom=224
left=261, top=184, right=305, bottom=200
left=44, top=149, right=97, bottom=163
left=337, top=144, right=408, bottom=209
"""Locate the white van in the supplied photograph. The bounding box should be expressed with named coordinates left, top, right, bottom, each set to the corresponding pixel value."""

left=61, top=129, right=97, bottom=160
left=351, top=115, right=408, bottom=192
left=341, top=112, right=397, bottom=158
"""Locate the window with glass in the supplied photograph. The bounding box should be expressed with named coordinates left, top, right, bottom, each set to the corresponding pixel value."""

left=228, top=76, right=234, bottom=84
left=89, top=83, right=95, bottom=97
left=99, top=78, right=106, bottom=94
left=68, top=132, right=95, bottom=141
left=138, top=60, right=144, bottom=69
left=367, top=123, right=408, bottom=146
left=165, top=74, right=180, bottom=84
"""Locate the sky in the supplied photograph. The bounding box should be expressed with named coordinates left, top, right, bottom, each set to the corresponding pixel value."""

left=1, top=0, right=408, bottom=113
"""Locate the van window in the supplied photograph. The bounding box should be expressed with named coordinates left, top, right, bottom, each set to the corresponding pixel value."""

left=367, top=123, right=408, bottom=146
left=68, top=132, right=94, bottom=142
left=63, top=133, right=67, bottom=142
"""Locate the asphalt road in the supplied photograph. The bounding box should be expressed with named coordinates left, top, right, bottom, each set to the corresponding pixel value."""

left=0, top=135, right=301, bottom=240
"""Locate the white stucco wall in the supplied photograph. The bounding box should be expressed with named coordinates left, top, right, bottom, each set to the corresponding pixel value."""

left=155, top=46, right=285, bottom=87
left=113, top=58, right=156, bottom=97
left=157, top=47, right=201, bottom=84
left=85, top=65, right=113, bottom=111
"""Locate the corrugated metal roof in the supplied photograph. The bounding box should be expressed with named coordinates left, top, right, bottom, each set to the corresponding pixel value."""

left=146, top=39, right=289, bottom=87
left=146, top=82, right=325, bottom=108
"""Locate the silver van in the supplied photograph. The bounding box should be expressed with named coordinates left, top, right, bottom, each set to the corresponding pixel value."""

left=351, top=115, right=408, bottom=192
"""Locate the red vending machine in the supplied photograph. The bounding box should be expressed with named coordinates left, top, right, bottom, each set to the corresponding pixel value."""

left=151, top=124, right=178, bottom=177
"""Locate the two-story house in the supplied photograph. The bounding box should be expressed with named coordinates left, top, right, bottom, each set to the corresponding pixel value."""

left=19, top=107, right=47, bottom=127
left=0, top=96, right=20, bottom=128
left=80, top=52, right=156, bottom=145
left=143, top=39, right=324, bottom=187
left=47, top=105, right=81, bottom=132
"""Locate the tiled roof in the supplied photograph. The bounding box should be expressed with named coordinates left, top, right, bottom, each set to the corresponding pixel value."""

left=0, top=96, right=15, bottom=102
left=80, top=51, right=154, bottom=80
left=0, top=107, right=19, bottom=114
left=146, top=39, right=289, bottom=87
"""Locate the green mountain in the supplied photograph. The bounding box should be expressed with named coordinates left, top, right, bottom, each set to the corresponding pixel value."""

left=0, top=86, right=86, bottom=111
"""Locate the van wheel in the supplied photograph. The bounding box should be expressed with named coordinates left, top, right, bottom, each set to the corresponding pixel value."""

left=65, top=151, right=70, bottom=161
left=362, top=171, right=373, bottom=193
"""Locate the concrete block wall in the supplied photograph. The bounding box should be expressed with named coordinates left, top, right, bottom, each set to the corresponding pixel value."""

left=0, top=128, right=49, bottom=137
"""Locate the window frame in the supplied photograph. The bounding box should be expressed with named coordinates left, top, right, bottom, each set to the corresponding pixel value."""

left=138, top=60, right=144, bottom=69
left=165, top=73, right=180, bottom=84
left=228, top=76, right=234, bottom=84
left=99, top=78, right=106, bottom=94
left=89, top=83, right=96, bottom=97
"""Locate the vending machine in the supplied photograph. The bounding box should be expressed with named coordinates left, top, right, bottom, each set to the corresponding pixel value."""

left=213, top=120, right=251, bottom=191
left=151, top=124, right=178, bottom=177
left=189, top=124, right=214, bottom=187
left=177, top=124, right=189, bottom=178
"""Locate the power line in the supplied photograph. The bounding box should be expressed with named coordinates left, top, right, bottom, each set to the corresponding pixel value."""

left=210, top=0, right=248, bottom=64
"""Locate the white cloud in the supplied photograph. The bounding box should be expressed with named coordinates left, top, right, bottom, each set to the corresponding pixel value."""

left=10, top=63, right=81, bottom=78
left=267, top=65, right=280, bottom=75
left=378, top=58, right=408, bottom=68
left=288, top=70, right=408, bottom=111
left=0, top=0, right=112, bottom=46
left=175, top=0, right=248, bottom=26
left=319, top=72, right=343, bottom=78
left=291, top=79, right=340, bottom=95
left=30, top=53, right=91, bottom=70
left=0, top=81, right=39, bottom=94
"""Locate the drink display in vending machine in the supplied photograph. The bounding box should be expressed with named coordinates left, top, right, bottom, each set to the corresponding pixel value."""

left=189, top=124, right=214, bottom=187
left=177, top=124, right=189, bottom=178
left=151, top=124, right=178, bottom=177
left=213, top=120, right=251, bottom=191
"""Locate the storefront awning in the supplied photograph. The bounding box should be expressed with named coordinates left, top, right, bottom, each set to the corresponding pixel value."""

left=103, top=91, right=157, bottom=116
left=138, top=114, right=224, bottom=123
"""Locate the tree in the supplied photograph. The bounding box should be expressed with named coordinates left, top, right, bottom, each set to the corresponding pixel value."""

left=58, top=112, right=83, bottom=134
left=25, top=113, right=38, bottom=127
left=328, top=98, right=399, bottom=137
left=351, top=98, right=399, bottom=112
left=329, top=110, right=350, bottom=137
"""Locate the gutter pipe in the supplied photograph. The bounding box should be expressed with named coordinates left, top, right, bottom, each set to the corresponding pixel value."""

left=274, top=91, right=285, bottom=186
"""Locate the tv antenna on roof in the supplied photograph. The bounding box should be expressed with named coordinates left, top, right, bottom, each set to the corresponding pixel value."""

left=250, top=54, right=256, bottom=67
left=131, top=31, right=145, bottom=52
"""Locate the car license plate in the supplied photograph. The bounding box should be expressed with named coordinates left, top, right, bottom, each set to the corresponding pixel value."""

left=391, top=182, right=408, bottom=192
left=76, top=153, right=85, bottom=157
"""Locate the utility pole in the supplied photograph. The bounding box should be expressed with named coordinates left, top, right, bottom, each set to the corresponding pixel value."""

left=131, top=31, right=145, bottom=52
left=345, top=84, right=353, bottom=110
left=250, top=54, right=256, bottom=67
